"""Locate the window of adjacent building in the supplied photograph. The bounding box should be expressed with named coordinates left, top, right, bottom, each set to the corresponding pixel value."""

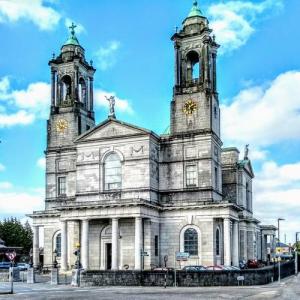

left=186, top=165, right=197, bottom=187
left=104, top=153, right=122, bottom=190
left=184, top=228, right=198, bottom=256
left=58, top=177, right=66, bottom=195
left=216, top=228, right=220, bottom=256
left=56, top=233, right=61, bottom=257
left=155, top=235, right=159, bottom=257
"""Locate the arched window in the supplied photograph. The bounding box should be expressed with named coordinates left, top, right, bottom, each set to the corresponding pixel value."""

left=216, top=228, right=220, bottom=256
left=186, top=51, right=201, bottom=82
left=104, top=153, right=122, bottom=190
left=60, top=75, right=72, bottom=103
left=55, top=233, right=61, bottom=257
left=184, top=228, right=198, bottom=256
left=78, top=78, right=87, bottom=108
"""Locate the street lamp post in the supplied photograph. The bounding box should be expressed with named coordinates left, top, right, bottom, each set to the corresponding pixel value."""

left=277, top=218, right=285, bottom=284
left=295, top=232, right=300, bottom=276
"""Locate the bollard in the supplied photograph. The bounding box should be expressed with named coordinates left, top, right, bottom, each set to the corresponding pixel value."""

left=27, top=267, right=35, bottom=284
left=51, top=267, right=59, bottom=285
left=9, top=266, right=13, bottom=294
left=71, top=269, right=80, bottom=287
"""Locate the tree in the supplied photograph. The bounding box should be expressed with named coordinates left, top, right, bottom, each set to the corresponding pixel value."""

left=0, top=217, right=33, bottom=254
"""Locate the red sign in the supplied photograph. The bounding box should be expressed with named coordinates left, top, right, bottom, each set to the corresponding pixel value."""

left=5, top=251, right=16, bottom=262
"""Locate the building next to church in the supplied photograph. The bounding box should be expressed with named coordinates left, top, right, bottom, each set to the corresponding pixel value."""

left=29, top=2, right=276, bottom=271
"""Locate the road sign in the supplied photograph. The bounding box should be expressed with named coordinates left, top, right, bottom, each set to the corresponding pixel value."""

left=175, top=252, right=189, bottom=261
left=5, top=251, right=16, bottom=262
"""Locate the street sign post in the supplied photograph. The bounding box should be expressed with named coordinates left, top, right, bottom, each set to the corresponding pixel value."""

left=5, top=251, right=16, bottom=294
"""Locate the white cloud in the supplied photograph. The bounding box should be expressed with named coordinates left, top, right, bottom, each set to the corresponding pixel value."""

left=0, top=0, right=61, bottom=31
left=253, top=160, right=300, bottom=242
left=0, top=77, right=50, bottom=127
left=0, top=110, right=35, bottom=127
left=0, top=163, right=5, bottom=172
left=65, top=18, right=85, bottom=35
left=94, top=89, right=134, bottom=115
left=222, top=71, right=300, bottom=148
left=94, top=41, right=121, bottom=71
left=0, top=181, right=13, bottom=189
left=256, top=161, right=300, bottom=191
left=12, top=82, right=50, bottom=118
left=0, top=188, right=44, bottom=215
left=0, top=76, right=10, bottom=95
left=208, top=0, right=283, bottom=53
left=37, top=157, right=46, bottom=170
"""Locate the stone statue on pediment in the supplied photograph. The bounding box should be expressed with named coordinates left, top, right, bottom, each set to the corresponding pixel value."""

left=105, top=95, right=116, bottom=118
left=244, top=144, right=249, bottom=160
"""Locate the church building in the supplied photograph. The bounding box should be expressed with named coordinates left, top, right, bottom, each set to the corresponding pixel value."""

left=29, top=1, right=276, bottom=271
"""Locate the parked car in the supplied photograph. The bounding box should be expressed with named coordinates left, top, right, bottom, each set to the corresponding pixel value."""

left=152, top=267, right=174, bottom=272
left=182, top=265, right=207, bottom=271
left=239, top=259, right=247, bottom=269
left=0, top=262, right=11, bottom=269
left=223, top=266, right=241, bottom=271
left=205, top=265, right=223, bottom=271
left=247, top=259, right=259, bottom=269
left=17, top=263, right=29, bottom=271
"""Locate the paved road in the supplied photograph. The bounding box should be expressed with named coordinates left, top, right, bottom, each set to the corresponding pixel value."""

left=0, top=275, right=299, bottom=299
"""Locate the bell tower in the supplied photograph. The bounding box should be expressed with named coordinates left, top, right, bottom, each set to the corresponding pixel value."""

left=170, top=1, right=220, bottom=137
left=47, top=23, right=96, bottom=148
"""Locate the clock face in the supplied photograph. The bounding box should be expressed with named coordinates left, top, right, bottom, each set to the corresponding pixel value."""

left=56, top=119, right=68, bottom=133
left=183, top=100, right=197, bottom=115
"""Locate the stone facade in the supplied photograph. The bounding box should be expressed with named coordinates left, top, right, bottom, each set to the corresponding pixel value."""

left=29, top=3, right=275, bottom=271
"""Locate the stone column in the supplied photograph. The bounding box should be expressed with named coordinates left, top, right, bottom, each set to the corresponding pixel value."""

left=81, top=219, right=89, bottom=270
left=33, top=226, right=39, bottom=268
left=135, top=217, right=143, bottom=270
left=224, top=218, right=232, bottom=266
left=111, top=218, right=119, bottom=270
left=261, top=234, right=265, bottom=261
left=212, top=53, right=217, bottom=91
left=89, top=77, right=94, bottom=112
left=51, top=70, right=55, bottom=107
left=60, top=220, right=68, bottom=271
left=270, top=235, right=275, bottom=259
left=232, top=221, right=239, bottom=266
left=174, top=43, right=180, bottom=86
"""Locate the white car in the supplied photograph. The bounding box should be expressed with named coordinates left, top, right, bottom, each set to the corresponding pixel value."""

left=17, top=263, right=29, bottom=271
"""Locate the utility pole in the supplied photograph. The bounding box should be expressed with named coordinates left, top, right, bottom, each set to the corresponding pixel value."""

left=296, top=232, right=300, bottom=276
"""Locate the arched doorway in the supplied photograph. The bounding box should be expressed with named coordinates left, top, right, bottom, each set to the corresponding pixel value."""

left=99, top=225, right=122, bottom=270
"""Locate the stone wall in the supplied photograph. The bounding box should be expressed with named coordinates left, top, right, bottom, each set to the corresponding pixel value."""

left=0, top=268, right=20, bottom=282
left=80, top=260, right=295, bottom=287
left=0, top=270, right=9, bottom=282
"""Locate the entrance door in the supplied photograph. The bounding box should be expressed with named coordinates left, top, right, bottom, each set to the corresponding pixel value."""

left=106, top=243, right=112, bottom=270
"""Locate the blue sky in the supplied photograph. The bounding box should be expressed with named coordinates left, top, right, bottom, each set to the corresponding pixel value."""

left=0, top=0, right=300, bottom=243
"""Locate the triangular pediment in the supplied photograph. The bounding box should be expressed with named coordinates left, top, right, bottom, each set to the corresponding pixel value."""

left=239, top=159, right=255, bottom=178
left=75, top=118, right=157, bottom=143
